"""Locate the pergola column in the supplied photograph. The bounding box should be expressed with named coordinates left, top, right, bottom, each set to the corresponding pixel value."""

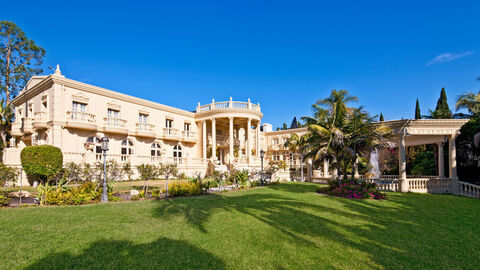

left=202, top=120, right=207, bottom=159
left=211, top=118, right=216, bottom=160
left=229, top=117, right=234, bottom=163
left=448, top=136, right=457, bottom=179
left=256, top=121, right=260, bottom=158
left=323, top=159, right=329, bottom=177
left=437, top=142, right=444, bottom=177
left=398, top=134, right=408, bottom=192
left=246, top=118, right=251, bottom=164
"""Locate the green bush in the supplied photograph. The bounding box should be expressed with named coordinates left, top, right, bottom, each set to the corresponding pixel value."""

left=0, top=192, right=10, bottom=206
left=20, top=145, right=63, bottom=181
left=168, top=181, right=201, bottom=197
left=36, top=182, right=115, bottom=205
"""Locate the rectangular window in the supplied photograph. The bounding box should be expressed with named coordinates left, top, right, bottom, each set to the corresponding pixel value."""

left=184, top=123, right=190, bottom=131
left=273, top=138, right=279, bottom=145
left=72, top=101, right=86, bottom=112
left=139, top=114, right=148, bottom=124
left=165, top=119, right=173, bottom=128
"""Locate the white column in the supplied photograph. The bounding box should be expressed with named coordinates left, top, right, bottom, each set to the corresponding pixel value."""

left=202, top=120, right=207, bottom=159
left=211, top=118, right=216, bottom=161
left=398, top=134, right=408, bottom=192
left=323, top=159, right=329, bottom=177
left=437, top=142, right=444, bottom=177
left=307, top=159, right=313, bottom=182
left=449, top=136, right=457, bottom=179
left=246, top=118, right=251, bottom=164
left=229, top=117, right=234, bottom=163
left=256, top=121, right=260, bottom=158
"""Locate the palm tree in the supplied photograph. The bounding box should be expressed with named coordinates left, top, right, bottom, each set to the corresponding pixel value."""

left=302, top=90, right=390, bottom=182
left=456, top=90, right=480, bottom=117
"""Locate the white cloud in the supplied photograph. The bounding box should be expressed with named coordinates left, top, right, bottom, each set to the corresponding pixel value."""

left=426, top=51, right=474, bottom=66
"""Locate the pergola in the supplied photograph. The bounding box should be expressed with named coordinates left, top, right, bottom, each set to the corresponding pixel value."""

left=378, top=119, right=469, bottom=192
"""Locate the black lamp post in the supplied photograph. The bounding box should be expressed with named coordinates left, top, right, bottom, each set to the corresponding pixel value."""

left=260, top=149, right=265, bottom=186
left=101, top=136, right=109, bottom=203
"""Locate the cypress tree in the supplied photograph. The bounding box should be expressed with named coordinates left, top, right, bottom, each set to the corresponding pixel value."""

left=379, top=113, right=384, bottom=122
left=432, top=88, right=453, bottom=119
left=415, top=99, right=421, bottom=119
left=290, top=117, right=299, bottom=129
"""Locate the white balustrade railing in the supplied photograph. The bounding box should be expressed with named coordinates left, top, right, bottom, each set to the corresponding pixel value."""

left=136, top=123, right=155, bottom=132
left=104, top=117, right=126, bottom=127
left=67, top=111, right=96, bottom=123
left=458, top=181, right=480, bottom=198
left=163, top=127, right=179, bottom=136
left=364, top=178, right=399, bottom=191
left=182, top=130, right=196, bottom=138
left=196, top=100, right=261, bottom=112
left=34, top=111, right=47, bottom=122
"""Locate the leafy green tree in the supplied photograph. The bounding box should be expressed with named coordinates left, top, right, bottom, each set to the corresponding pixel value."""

left=62, top=162, right=83, bottom=186
left=0, top=21, right=46, bottom=147
left=282, top=123, right=288, bottom=130
left=430, top=88, right=453, bottom=119
left=122, top=162, right=134, bottom=181
left=379, top=113, right=384, bottom=122
left=158, top=163, right=178, bottom=198
left=0, top=162, right=18, bottom=191
left=415, top=99, right=421, bottom=119
left=137, top=164, right=158, bottom=194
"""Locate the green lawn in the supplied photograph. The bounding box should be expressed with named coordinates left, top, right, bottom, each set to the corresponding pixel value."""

left=1, top=182, right=479, bottom=269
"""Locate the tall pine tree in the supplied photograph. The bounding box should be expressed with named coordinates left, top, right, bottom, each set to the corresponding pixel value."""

left=290, top=117, right=299, bottom=129
left=415, top=99, right=421, bottom=119
left=432, top=88, right=453, bottom=119
left=379, top=113, right=384, bottom=121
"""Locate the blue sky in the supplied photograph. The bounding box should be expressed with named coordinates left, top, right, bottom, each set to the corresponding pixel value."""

left=2, top=0, right=479, bottom=128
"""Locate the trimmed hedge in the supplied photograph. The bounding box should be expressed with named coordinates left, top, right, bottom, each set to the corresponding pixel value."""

left=20, top=145, right=63, bottom=179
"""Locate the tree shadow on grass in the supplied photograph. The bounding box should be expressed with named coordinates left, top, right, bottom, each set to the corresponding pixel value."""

left=24, top=237, right=226, bottom=270
left=153, top=183, right=480, bottom=269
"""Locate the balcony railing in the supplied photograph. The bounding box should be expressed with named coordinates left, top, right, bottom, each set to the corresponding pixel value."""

left=67, top=111, right=96, bottom=123
left=163, top=127, right=179, bottom=135
left=196, top=98, right=261, bottom=112
left=182, top=130, right=196, bottom=138
left=34, top=111, right=47, bottom=121
left=104, top=117, right=127, bottom=127
left=136, top=123, right=155, bottom=132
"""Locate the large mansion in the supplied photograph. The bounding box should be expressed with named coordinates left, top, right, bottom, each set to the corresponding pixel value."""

left=2, top=66, right=469, bottom=188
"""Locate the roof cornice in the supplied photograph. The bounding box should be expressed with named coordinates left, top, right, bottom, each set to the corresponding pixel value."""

left=12, top=75, right=196, bottom=118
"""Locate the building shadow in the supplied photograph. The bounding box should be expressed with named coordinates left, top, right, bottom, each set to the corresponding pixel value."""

left=24, top=237, right=226, bottom=270
left=153, top=183, right=480, bottom=269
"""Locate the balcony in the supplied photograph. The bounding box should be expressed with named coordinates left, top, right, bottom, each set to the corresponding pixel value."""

left=10, top=122, right=23, bottom=136
left=103, top=117, right=128, bottom=134
left=196, top=98, right=261, bottom=113
left=22, top=117, right=33, bottom=134
left=32, top=112, right=48, bottom=129
left=162, top=127, right=180, bottom=140
left=65, top=111, right=97, bottom=131
left=181, top=130, right=197, bottom=143
left=135, top=123, right=156, bottom=138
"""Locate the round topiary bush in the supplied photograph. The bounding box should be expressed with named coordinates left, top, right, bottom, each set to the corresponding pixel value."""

left=20, top=145, right=63, bottom=182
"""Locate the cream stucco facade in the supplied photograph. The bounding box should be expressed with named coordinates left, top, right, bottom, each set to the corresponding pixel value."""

left=2, top=66, right=469, bottom=187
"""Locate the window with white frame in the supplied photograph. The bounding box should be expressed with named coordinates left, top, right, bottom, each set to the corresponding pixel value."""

left=139, top=114, right=148, bottom=130
left=173, top=145, right=182, bottom=163
left=107, top=109, right=120, bottom=125
left=121, top=139, right=134, bottom=155
left=273, top=138, right=279, bottom=145
left=87, top=137, right=103, bottom=157
left=72, top=101, right=87, bottom=120
left=151, top=143, right=161, bottom=157
left=166, top=119, right=173, bottom=128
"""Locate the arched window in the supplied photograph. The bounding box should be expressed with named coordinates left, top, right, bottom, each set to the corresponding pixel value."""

left=121, top=140, right=134, bottom=155
left=173, top=145, right=182, bottom=164
left=87, top=137, right=103, bottom=157
left=151, top=143, right=161, bottom=157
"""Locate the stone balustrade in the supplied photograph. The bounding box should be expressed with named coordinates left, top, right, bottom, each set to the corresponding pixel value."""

left=196, top=98, right=261, bottom=113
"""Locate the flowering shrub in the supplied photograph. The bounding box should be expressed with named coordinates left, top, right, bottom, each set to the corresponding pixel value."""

left=323, top=180, right=385, bottom=200
left=168, top=181, right=201, bottom=197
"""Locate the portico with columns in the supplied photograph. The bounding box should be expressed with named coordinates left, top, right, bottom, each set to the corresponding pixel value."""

left=379, top=119, right=468, bottom=192
left=196, top=98, right=263, bottom=168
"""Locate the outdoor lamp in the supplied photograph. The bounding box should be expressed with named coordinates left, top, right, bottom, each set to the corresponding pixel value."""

left=101, top=136, right=109, bottom=203
left=260, top=149, right=265, bottom=186
left=101, top=136, right=109, bottom=151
